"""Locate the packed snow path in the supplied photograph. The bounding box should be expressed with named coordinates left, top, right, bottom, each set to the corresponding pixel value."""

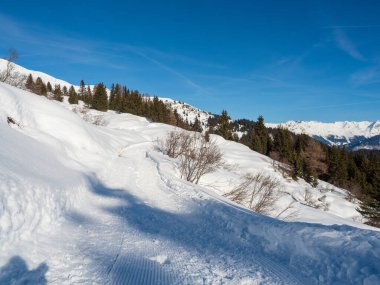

left=34, top=147, right=305, bottom=284
left=1, top=83, right=380, bottom=284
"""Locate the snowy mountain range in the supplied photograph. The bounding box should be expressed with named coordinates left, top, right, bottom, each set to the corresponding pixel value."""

left=1, top=60, right=380, bottom=284
left=267, top=121, right=380, bottom=150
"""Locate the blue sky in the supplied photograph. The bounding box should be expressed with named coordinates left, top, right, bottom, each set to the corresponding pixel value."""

left=1, top=0, right=380, bottom=122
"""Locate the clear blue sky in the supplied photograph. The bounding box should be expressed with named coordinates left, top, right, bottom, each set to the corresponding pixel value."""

left=1, top=1, right=380, bottom=122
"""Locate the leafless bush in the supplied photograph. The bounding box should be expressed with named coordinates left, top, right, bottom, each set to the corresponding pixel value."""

left=275, top=201, right=299, bottom=220
left=72, top=106, right=106, bottom=126
left=224, top=172, right=282, bottom=215
left=303, top=188, right=329, bottom=210
left=7, top=116, right=21, bottom=128
left=162, top=130, right=192, bottom=158
left=272, top=160, right=292, bottom=180
left=162, top=130, right=223, bottom=184
left=0, top=49, right=26, bottom=88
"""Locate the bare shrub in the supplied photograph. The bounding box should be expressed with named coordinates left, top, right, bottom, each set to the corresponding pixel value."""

left=272, top=160, right=292, bottom=179
left=224, top=172, right=282, bottom=215
left=0, top=49, right=26, bottom=88
left=303, top=188, right=329, bottom=210
left=72, top=106, right=105, bottom=126
left=276, top=201, right=299, bottom=220
left=162, top=130, right=223, bottom=184
left=92, top=115, right=106, bottom=126
left=162, top=130, right=192, bottom=158
left=7, top=116, right=21, bottom=128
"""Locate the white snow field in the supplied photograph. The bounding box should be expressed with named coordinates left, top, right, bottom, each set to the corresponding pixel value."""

left=0, top=82, right=380, bottom=285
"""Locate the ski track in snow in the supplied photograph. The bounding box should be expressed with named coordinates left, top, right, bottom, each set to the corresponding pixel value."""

left=32, top=145, right=303, bottom=285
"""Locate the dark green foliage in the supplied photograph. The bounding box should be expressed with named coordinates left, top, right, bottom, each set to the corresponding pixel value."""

left=191, top=117, right=203, bottom=133
left=46, top=82, right=52, bottom=93
left=25, top=74, right=34, bottom=91
left=92, top=83, right=108, bottom=111
left=272, top=127, right=293, bottom=162
left=34, top=77, right=47, bottom=96
left=84, top=86, right=93, bottom=106
left=53, top=84, right=63, bottom=102
left=212, top=110, right=233, bottom=140
left=68, top=86, right=78, bottom=104
left=78, top=80, right=86, bottom=101
left=62, top=86, right=68, bottom=96
left=251, top=115, right=269, bottom=155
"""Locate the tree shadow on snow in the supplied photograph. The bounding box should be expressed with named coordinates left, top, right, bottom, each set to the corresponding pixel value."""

left=81, top=176, right=304, bottom=284
left=0, top=256, right=48, bottom=285
left=74, top=175, right=380, bottom=285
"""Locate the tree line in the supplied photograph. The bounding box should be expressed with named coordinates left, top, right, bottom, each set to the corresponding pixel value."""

left=209, top=110, right=380, bottom=226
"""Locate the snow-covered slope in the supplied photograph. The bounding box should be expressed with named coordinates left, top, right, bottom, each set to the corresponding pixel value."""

left=1, top=82, right=380, bottom=284
left=159, top=97, right=213, bottom=126
left=0, top=59, right=213, bottom=127
left=0, top=58, right=76, bottom=90
left=267, top=120, right=380, bottom=150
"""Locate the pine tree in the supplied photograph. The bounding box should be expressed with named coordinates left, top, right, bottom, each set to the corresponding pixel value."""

left=84, top=85, right=93, bottom=107
left=358, top=158, right=380, bottom=226
left=92, top=83, right=108, bottom=111
left=53, top=84, right=63, bottom=102
left=214, top=110, right=233, bottom=140
left=25, top=74, right=35, bottom=91
left=109, top=83, right=116, bottom=110
left=68, top=86, right=78, bottom=104
left=191, top=117, right=203, bottom=132
left=46, top=82, right=52, bottom=93
left=252, top=115, right=269, bottom=155
left=35, top=77, right=47, bottom=96
left=303, top=158, right=318, bottom=187
left=62, top=86, right=68, bottom=96
left=78, top=80, right=86, bottom=101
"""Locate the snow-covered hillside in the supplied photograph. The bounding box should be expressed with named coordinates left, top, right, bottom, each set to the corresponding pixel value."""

left=0, top=59, right=213, bottom=127
left=267, top=120, right=380, bottom=150
left=1, top=82, right=380, bottom=284
left=0, top=58, right=76, bottom=90
left=159, top=97, right=213, bottom=126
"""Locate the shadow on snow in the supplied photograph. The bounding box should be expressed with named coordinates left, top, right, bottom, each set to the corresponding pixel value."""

left=0, top=256, right=48, bottom=285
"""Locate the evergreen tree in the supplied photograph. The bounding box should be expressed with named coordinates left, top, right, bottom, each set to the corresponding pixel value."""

left=68, top=85, right=78, bottom=104
left=78, top=80, right=86, bottom=101
left=214, top=110, right=233, bottom=140
left=252, top=115, right=269, bottom=155
left=358, top=158, right=380, bottom=226
left=92, top=83, right=108, bottom=111
left=53, top=84, right=63, bottom=102
left=35, top=77, right=47, bottom=96
left=62, top=86, right=68, bottom=96
left=303, top=158, right=318, bottom=187
left=109, top=83, right=116, bottom=110
left=84, top=85, right=93, bottom=107
left=46, top=82, right=52, bottom=93
left=191, top=117, right=203, bottom=133
left=272, top=127, right=293, bottom=162
left=25, top=74, right=35, bottom=91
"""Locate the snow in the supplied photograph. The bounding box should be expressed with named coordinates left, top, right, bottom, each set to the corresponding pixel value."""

left=0, top=59, right=77, bottom=91
left=267, top=120, right=380, bottom=149
left=0, top=81, right=380, bottom=284
left=151, top=96, right=213, bottom=126
left=267, top=120, right=380, bottom=139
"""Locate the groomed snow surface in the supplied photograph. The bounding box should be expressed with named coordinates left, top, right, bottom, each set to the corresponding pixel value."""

left=0, top=83, right=380, bottom=284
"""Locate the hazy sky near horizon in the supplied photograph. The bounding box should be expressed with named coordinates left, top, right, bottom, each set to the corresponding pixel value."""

left=1, top=0, right=380, bottom=122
